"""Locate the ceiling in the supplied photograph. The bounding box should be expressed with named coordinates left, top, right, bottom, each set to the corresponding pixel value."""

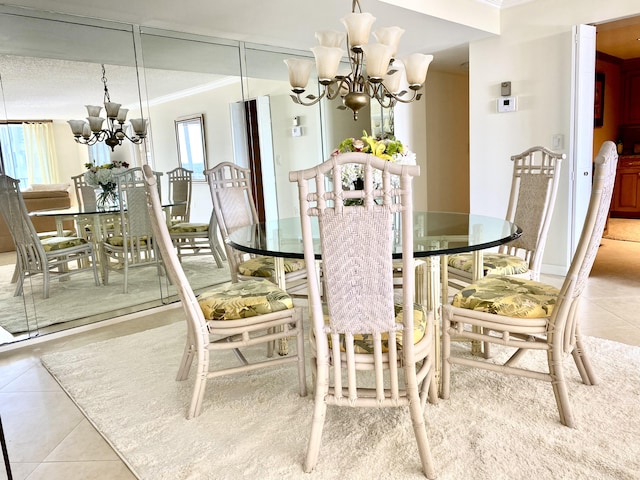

left=596, top=15, right=640, bottom=60
left=3, top=1, right=637, bottom=122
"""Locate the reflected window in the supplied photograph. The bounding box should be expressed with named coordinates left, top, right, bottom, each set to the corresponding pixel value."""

left=89, top=141, right=110, bottom=166
left=175, top=114, right=206, bottom=180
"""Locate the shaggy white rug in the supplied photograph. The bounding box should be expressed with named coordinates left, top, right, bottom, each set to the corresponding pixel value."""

left=41, top=322, right=640, bottom=480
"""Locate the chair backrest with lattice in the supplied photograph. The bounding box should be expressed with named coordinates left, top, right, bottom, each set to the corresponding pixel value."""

left=0, top=174, right=47, bottom=272
left=553, top=141, right=617, bottom=344
left=167, top=167, right=193, bottom=224
left=204, top=162, right=259, bottom=280
left=113, top=168, right=162, bottom=254
left=290, top=152, right=421, bottom=399
left=499, top=146, right=564, bottom=275
left=71, top=172, right=98, bottom=209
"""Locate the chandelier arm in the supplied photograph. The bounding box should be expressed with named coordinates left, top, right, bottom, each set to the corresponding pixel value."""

left=326, top=78, right=350, bottom=100
left=290, top=86, right=328, bottom=107
left=386, top=89, right=422, bottom=105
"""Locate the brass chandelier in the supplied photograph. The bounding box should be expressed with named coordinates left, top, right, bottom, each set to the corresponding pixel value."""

left=284, top=0, right=433, bottom=120
left=67, top=64, right=147, bottom=151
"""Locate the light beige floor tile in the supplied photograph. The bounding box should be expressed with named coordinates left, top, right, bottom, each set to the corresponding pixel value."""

left=23, top=460, right=136, bottom=480
left=0, top=391, right=83, bottom=463
left=0, top=461, right=38, bottom=480
left=0, top=357, right=38, bottom=390
left=0, top=364, right=60, bottom=392
left=44, top=419, right=120, bottom=462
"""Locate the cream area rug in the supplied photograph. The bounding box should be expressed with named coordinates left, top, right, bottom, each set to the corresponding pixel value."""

left=604, top=217, right=640, bottom=242
left=41, top=321, right=640, bottom=480
left=0, top=256, right=230, bottom=334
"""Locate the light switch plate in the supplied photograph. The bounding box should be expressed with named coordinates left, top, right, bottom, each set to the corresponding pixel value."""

left=497, top=96, right=517, bottom=113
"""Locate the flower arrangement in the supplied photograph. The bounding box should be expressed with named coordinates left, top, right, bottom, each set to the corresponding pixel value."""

left=333, top=130, right=416, bottom=190
left=84, top=159, right=129, bottom=207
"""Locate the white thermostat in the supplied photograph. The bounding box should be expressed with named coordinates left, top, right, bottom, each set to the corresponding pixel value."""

left=497, top=96, right=517, bottom=113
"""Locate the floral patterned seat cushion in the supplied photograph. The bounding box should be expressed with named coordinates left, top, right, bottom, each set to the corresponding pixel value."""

left=452, top=275, right=560, bottom=318
left=105, top=236, right=148, bottom=247
left=40, top=236, right=88, bottom=252
left=448, top=252, right=529, bottom=276
left=324, top=303, right=429, bottom=354
left=169, top=222, right=209, bottom=234
left=238, top=256, right=305, bottom=278
left=198, top=279, right=293, bottom=321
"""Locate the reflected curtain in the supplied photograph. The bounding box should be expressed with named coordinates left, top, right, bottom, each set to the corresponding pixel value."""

left=22, top=122, right=59, bottom=184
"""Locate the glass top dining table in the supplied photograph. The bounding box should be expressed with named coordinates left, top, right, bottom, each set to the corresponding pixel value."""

left=228, top=210, right=522, bottom=380
left=227, top=211, right=522, bottom=260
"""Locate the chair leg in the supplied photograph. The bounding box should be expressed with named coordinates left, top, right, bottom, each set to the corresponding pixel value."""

left=304, top=364, right=328, bottom=473
left=572, top=330, right=598, bottom=386
left=407, top=383, right=436, bottom=479
left=176, top=335, right=196, bottom=381
left=294, top=309, right=307, bottom=397
left=440, top=315, right=452, bottom=399
left=187, top=349, right=210, bottom=420
left=548, top=348, right=574, bottom=428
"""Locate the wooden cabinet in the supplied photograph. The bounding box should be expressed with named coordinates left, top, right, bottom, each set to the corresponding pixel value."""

left=611, top=156, right=640, bottom=217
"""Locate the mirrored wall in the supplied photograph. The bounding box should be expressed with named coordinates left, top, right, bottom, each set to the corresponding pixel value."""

left=0, top=5, right=383, bottom=345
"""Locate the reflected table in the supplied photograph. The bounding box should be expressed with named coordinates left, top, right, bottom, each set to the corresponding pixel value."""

left=229, top=211, right=522, bottom=377
left=31, top=202, right=184, bottom=280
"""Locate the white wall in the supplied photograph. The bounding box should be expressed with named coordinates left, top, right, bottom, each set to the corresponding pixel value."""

left=146, top=80, right=244, bottom=223
left=469, top=0, right=640, bottom=274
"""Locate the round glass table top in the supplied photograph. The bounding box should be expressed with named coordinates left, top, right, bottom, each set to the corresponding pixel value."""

left=228, top=211, right=522, bottom=260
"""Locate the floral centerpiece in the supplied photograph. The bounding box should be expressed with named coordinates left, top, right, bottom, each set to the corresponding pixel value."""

left=333, top=130, right=416, bottom=191
left=84, top=159, right=129, bottom=207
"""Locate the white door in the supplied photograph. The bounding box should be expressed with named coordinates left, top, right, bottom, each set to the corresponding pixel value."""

left=569, top=24, right=596, bottom=255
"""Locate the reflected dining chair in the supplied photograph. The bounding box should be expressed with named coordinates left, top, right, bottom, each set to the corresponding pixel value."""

left=166, top=167, right=225, bottom=267
left=204, top=162, right=307, bottom=294
left=447, top=146, right=565, bottom=290
left=101, top=167, right=163, bottom=293
left=441, top=141, right=618, bottom=427
left=0, top=174, right=100, bottom=299
left=142, top=165, right=306, bottom=419
left=290, top=152, right=438, bottom=479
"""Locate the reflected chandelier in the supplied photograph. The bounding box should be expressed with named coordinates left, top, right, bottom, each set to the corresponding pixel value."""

left=284, top=0, right=433, bottom=120
left=67, top=64, right=148, bottom=151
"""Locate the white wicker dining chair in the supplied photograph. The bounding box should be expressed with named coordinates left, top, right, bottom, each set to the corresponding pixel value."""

left=101, top=167, right=163, bottom=293
left=166, top=167, right=225, bottom=267
left=441, top=141, right=618, bottom=428
left=290, top=152, right=438, bottom=479
left=142, top=165, right=306, bottom=419
left=0, top=174, right=100, bottom=298
left=447, top=146, right=565, bottom=289
left=204, top=162, right=307, bottom=294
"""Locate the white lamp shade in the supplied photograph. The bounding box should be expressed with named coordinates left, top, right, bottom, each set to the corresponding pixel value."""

left=67, top=120, right=86, bottom=136
left=116, top=108, right=128, bottom=123
left=373, top=26, right=405, bottom=57
left=382, top=68, right=403, bottom=94
left=86, top=116, right=105, bottom=133
left=341, top=12, right=376, bottom=48
left=362, top=43, right=394, bottom=79
left=82, top=124, right=91, bottom=139
left=104, top=102, right=121, bottom=118
left=315, top=30, right=346, bottom=48
left=401, top=53, right=433, bottom=86
left=284, top=58, right=314, bottom=89
left=85, top=105, right=102, bottom=117
left=311, top=46, right=344, bottom=81
left=130, top=118, right=147, bottom=136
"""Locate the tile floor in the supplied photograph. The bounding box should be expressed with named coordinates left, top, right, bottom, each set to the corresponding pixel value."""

left=1, top=238, right=639, bottom=480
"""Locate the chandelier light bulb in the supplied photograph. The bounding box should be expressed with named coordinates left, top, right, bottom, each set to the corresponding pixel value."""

left=341, top=12, right=376, bottom=49
left=361, top=43, right=394, bottom=79
left=373, top=26, right=405, bottom=57
left=315, top=30, right=346, bottom=48
left=311, top=46, right=344, bottom=82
